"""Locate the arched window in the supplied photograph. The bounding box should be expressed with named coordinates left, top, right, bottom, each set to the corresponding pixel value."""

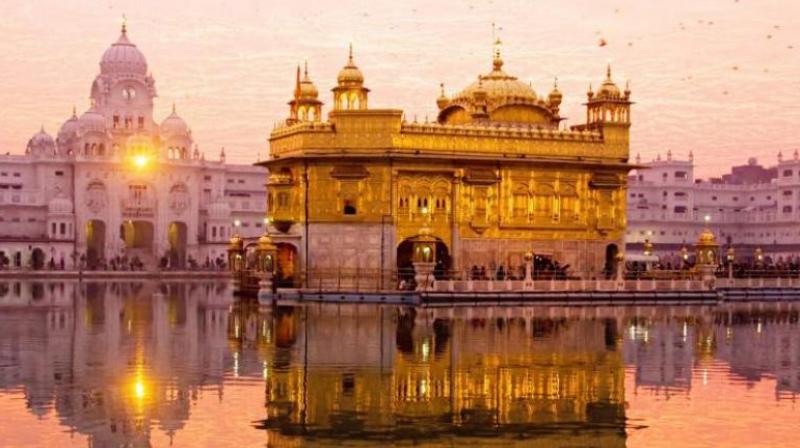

left=350, top=94, right=359, bottom=110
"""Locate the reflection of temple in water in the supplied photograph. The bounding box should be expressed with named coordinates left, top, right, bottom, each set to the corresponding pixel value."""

left=0, top=280, right=232, bottom=447
left=4, top=282, right=800, bottom=447
left=244, top=304, right=628, bottom=447
left=616, top=303, right=800, bottom=398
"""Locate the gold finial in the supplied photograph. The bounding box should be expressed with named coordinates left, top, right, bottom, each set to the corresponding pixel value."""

left=440, top=82, right=445, bottom=96
left=348, top=43, right=354, bottom=64
left=121, top=14, right=127, bottom=35
left=71, top=105, right=77, bottom=117
left=172, top=101, right=176, bottom=114
left=492, top=37, right=503, bottom=70
left=554, top=76, right=559, bottom=89
left=304, top=60, right=308, bottom=78
left=606, top=63, right=612, bottom=80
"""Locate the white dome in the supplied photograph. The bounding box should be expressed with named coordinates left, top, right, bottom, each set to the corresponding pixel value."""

left=207, top=201, right=231, bottom=219
left=27, top=127, right=56, bottom=156
left=160, top=105, right=189, bottom=136
left=79, top=107, right=107, bottom=134
left=100, top=26, right=147, bottom=76
left=58, top=109, right=79, bottom=140
left=48, top=195, right=73, bottom=214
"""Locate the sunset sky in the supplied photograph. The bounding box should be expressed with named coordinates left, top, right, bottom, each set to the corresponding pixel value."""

left=0, top=0, right=797, bottom=177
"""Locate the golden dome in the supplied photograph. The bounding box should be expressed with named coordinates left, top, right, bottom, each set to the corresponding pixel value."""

left=337, top=44, right=364, bottom=85
left=228, top=234, right=243, bottom=250
left=436, top=83, right=449, bottom=109
left=596, top=64, right=621, bottom=99
left=437, top=39, right=559, bottom=127
left=298, top=62, right=319, bottom=99
left=697, top=228, right=717, bottom=246
left=257, top=233, right=277, bottom=252
left=548, top=77, right=563, bottom=106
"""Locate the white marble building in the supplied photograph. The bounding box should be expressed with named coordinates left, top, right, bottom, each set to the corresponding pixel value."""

left=626, top=151, right=800, bottom=264
left=0, top=25, right=265, bottom=270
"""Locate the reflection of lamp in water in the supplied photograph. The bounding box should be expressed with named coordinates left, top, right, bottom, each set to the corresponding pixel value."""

left=134, top=380, right=146, bottom=399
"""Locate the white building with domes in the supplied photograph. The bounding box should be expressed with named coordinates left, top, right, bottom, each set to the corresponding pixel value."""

left=0, top=25, right=265, bottom=270
left=626, top=151, right=800, bottom=264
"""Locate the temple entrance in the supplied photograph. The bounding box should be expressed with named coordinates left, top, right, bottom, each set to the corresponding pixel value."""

left=604, top=243, right=619, bottom=279
left=121, top=220, right=155, bottom=268
left=396, top=237, right=451, bottom=282
left=167, top=221, right=188, bottom=269
left=31, top=248, right=45, bottom=270
left=121, top=220, right=154, bottom=249
left=86, top=219, right=106, bottom=268
left=276, top=243, right=298, bottom=287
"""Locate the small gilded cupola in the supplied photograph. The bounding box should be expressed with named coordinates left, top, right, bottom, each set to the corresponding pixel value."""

left=585, top=64, right=632, bottom=127
left=548, top=77, right=563, bottom=113
left=332, top=44, right=370, bottom=111
left=287, top=62, right=323, bottom=124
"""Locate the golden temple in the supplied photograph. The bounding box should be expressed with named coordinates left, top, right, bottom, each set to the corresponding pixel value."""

left=260, top=39, right=634, bottom=286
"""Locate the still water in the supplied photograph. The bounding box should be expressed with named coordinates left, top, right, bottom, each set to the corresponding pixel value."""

left=1, top=281, right=799, bottom=447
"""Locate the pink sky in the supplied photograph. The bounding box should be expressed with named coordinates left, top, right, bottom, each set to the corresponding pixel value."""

left=0, top=0, right=798, bottom=178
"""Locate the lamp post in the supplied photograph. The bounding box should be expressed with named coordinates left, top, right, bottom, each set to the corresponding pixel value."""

left=680, top=245, right=689, bottom=269
left=411, top=224, right=437, bottom=292
left=643, top=239, right=653, bottom=257
left=256, top=232, right=278, bottom=303
left=726, top=246, right=735, bottom=279
left=754, top=247, right=764, bottom=266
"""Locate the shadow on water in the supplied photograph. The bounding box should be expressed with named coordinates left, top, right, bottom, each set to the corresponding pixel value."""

left=1, top=279, right=800, bottom=447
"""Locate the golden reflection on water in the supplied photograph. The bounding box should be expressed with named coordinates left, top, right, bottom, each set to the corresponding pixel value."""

left=0, top=281, right=799, bottom=447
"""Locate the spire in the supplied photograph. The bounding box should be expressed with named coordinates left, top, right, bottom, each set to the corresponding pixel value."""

left=606, top=63, right=612, bottom=80
left=294, top=64, right=301, bottom=97
left=440, top=82, right=445, bottom=97
left=71, top=105, right=77, bottom=118
left=492, top=37, right=503, bottom=71
left=171, top=101, right=176, bottom=115
left=554, top=76, right=559, bottom=89
left=348, top=43, right=354, bottom=65
left=303, top=60, right=309, bottom=79
left=121, top=14, right=127, bottom=36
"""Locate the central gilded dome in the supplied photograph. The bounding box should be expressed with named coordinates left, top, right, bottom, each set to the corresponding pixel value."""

left=437, top=41, right=561, bottom=127
left=456, top=59, right=538, bottom=105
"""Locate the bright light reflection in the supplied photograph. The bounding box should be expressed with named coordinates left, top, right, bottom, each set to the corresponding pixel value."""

left=133, top=154, right=149, bottom=169
left=134, top=380, right=146, bottom=399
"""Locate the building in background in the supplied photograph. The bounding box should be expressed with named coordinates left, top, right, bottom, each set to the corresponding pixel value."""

left=626, top=151, right=800, bottom=265
left=261, top=41, right=634, bottom=286
left=0, top=25, right=265, bottom=270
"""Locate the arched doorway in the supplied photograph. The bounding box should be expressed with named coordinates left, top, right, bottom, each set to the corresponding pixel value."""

left=86, top=220, right=106, bottom=268
left=604, top=243, right=619, bottom=279
left=31, top=248, right=45, bottom=270
left=396, top=237, right=452, bottom=282
left=167, top=221, right=188, bottom=268
left=121, top=220, right=154, bottom=249
left=121, top=220, right=155, bottom=268
left=276, top=243, right=298, bottom=287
